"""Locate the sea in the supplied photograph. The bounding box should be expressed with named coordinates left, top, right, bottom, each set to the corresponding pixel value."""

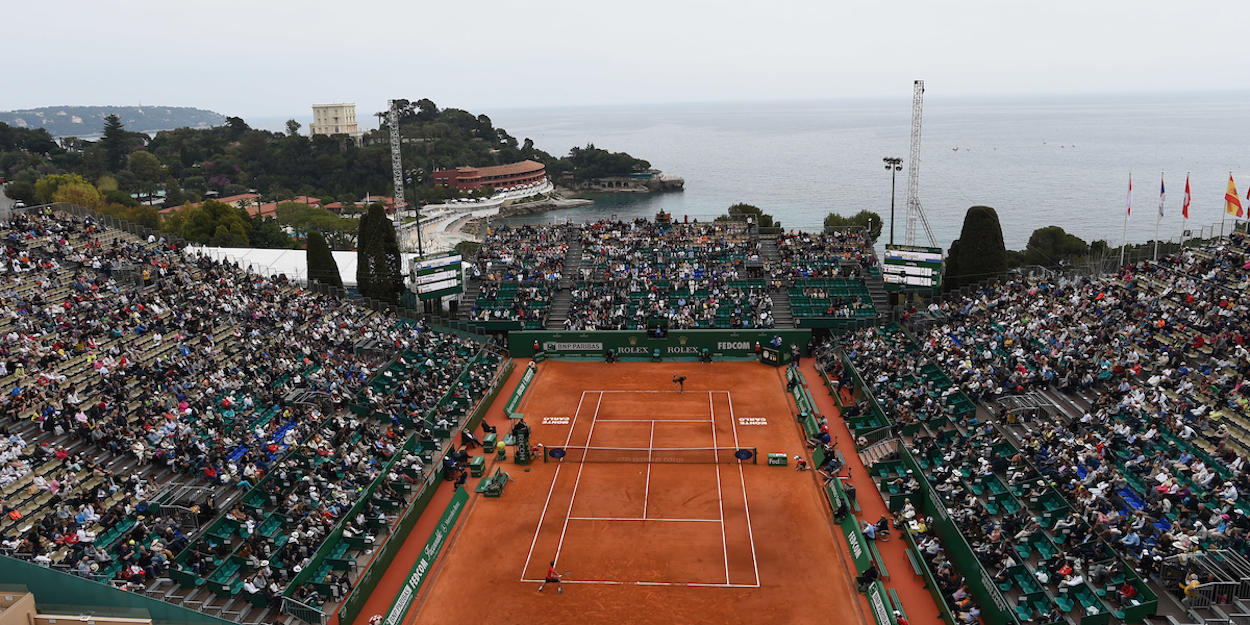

left=483, top=93, right=1250, bottom=252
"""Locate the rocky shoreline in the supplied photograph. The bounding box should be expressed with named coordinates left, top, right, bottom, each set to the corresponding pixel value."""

left=461, top=190, right=593, bottom=236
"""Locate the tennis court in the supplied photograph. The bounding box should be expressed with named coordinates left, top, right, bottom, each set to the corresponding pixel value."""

left=411, top=361, right=863, bottom=624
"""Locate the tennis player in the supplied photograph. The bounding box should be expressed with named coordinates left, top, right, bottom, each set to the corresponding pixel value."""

left=538, top=561, right=563, bottom=594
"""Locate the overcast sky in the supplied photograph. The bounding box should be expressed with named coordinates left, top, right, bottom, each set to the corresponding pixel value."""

left=5, top=0, right=1246, bottom=123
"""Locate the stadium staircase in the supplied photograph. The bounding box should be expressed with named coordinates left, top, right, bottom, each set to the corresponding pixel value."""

left=864, top=271, right=890, bottom=322
left=455, top=278, right=482, bottom=320
left=856, top=437, right=898, bottom=468
left=758, top=237, right=794, bottom=328
left=544, top=238, right=582, bottom=330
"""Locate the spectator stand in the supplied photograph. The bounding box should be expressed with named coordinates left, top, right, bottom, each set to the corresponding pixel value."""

left=0, top=204, right=506, bottom=625
left=844, top=322, right=1163, bottom=625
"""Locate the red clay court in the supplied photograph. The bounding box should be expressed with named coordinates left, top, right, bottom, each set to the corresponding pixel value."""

left=409, top=361, right=865, bottom=625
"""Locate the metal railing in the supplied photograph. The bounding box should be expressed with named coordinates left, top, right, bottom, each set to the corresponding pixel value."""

left=281, top=596, right=327, bottom=625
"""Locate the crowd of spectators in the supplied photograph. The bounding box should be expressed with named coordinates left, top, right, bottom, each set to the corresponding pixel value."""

left=0, top=209, right=501, bottom=613
left=467, top=225, right=566, bottom=328
left=831, top=233, right=1250, bottom=618
left=565, top=219, right=772, bottom=330
left=773, top=229, right=877, bottom=282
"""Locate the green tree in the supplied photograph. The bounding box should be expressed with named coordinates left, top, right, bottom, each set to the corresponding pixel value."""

left=355, top=203, right=403, bottom=303
left=944, top=206, right=1007, bottom=292
left=455, top=240, right=480, bottom=259
left=285, top=119, right=302, bottom=137
left=715, top=203, right=779, bottom=228
left=4, top=181, right=35, bottom=205
left=306, top=230, right=343, bottom=288
left=103, top=189, right=140, bottom=207
left=247, top=216, right=295, bottom=249
left=823, top=210, right=883, bottom=242
left=98, top=202, right=159, bottom=228
left=35, top=173, right=94, bottom=204
left=162, top=177, right=186, bottom=208
left=127, top=151, right=165, bottom=201
left=1021, top=225, right=1089, bottom=268
left=170, top=200, right=250, bottom=245
left=100, top=114, right=129, bottom=172
left=51, top=181, right=106, bottom=210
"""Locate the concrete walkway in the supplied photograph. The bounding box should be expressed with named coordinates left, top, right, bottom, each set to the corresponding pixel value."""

left=798, top=360, right=944, bottom=625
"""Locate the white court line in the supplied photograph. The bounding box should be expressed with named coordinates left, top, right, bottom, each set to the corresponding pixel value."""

left=590, top=390, right=697, bottom=394
left=725, top=390, right=761, bottom=587
left=552, top=391, right=604, bottom=568
left=519, top=578, right=761, bottom=588
left=590, top=420, right=710, bottom=425
left=520, top=390, right=589, bottom=581
left=567, top=516, right=721, bottom=522
left=644, top=420, right=654, bottom=519
left=710, top=391, right=729, bottom=585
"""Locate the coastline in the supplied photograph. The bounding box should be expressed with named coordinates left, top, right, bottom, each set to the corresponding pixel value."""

left=460, top=189, right=593, bottom=236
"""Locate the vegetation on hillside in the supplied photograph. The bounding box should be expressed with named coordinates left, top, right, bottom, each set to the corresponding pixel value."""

left=1, top=100, right=652, bottom=250
left=823, top=210, right=882, bottom=242
left=0, top=105, right=224, bottom=138
left=715, top=203, right=780, bottom=228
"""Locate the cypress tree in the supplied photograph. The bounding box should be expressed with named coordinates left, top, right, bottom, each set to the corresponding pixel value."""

left=944, top=206, right=1007, bottom=292
left=100, top=114, right=129, bottom=172
left=306, top=231, right=342, bottom=289
left=356, top=203, right=403, bottom=303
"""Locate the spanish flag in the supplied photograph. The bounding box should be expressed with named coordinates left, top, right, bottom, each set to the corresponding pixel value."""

left=1228, top=174, right=1244, bottom=218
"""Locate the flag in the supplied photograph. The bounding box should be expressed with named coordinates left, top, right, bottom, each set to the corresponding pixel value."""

left=1159, top=175, right=1165, bottom=219
left=1127, top=174, right=1133, bottom=218
left=1227, top=175, right=1244, bottom=218
left=1183, top=175, right=1190, bottom=219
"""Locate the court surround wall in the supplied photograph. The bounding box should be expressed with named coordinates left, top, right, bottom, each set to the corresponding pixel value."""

left=507, top=329, right=812, bottom=359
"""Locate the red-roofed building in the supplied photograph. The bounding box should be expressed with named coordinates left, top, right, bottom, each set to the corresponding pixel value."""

left=432, top=160, right=545, bottom=192
left=162, top=194, right=321, bottom=218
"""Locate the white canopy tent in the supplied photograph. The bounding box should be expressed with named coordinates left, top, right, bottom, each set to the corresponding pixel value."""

left=184, top=246, right=416, bottom=288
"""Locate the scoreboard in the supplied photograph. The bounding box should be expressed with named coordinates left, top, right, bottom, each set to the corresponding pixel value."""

left=411, top=252, right=464, bottom=301
left=883, top=245, right=943, bottom=293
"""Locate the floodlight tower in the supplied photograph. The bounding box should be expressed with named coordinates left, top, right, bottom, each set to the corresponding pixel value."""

left=904, top=80, right=936, bottom=247
left=387, top=100, right=407, bottom=236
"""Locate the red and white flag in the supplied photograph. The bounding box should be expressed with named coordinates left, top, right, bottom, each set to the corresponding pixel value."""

left=1183, top=175, right=1190, bottom=219
left=1126, top=174, right=1133, bottom=218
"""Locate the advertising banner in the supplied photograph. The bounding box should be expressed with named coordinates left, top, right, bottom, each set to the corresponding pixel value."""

left=381, top=487, right=470, bottom=625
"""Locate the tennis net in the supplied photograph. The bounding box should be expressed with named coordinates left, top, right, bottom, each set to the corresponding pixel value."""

left=543, top=445, right=758, bottom=464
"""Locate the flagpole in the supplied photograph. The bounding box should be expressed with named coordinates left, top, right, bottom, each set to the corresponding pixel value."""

left=1181, top=170, right=1189, bottom=247
left=1154, top=170, right=1162, bottom=262
left=1120, top=173, right=1131, bottom=268
left=1223, top=171, right=1230, bottom=239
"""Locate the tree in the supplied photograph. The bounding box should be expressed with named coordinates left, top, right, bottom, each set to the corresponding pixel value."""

left=944, top=206, right=1007, bottom=292
left=4, top=181, right=35, bottom=205
left=103, top=189, right=140, bottom=207
left=306, top=230, right=343, bottom=288
left=455, top=240, right=480, bottom=259
left=100, top=114, right=129, bottom=172
left=286, top=119, right=302, bottom=137
left=127, top=151, right=165, bottom=201
left=356, top=203, right=403, bottom=303
left=248, top=216, right=295, bottom=249
left=170, top=200, right=250, bottom=245
left=823, top=210, right=883, bottom=242
left=35, top=173, right=94, bottom=204
left=51, top=182, right=105, bottom=210
left=98, top=202, right=159, bottom=228
left=162, top=177, right=186, bottom=208
left=1021, top=226, right=1089, bottom=268
left=715, top=203, right=779, bottom=228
